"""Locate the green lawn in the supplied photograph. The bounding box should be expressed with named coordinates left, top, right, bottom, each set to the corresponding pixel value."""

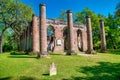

left=0, top=51, right=120, bottom=80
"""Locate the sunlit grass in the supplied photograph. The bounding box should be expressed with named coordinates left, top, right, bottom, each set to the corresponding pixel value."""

left=0, top=51, right=120, bottom=80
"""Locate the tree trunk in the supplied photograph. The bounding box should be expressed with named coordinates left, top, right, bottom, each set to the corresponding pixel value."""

left=0, top=35, right=3, bottom=53
left=18, top=37, right=21, bottom=51
left=0, top=28, right=7, bottom=53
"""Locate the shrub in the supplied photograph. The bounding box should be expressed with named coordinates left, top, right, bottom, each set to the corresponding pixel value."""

left=3, top=43, right=13, bottom=52
left=10, top=51, right=26, bottom=55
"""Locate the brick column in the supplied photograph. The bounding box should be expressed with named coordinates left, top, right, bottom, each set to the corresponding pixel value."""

left=32, top=14, right=40, bottom=52
left=100, top=20, right=107, bottom=52
left=66, top=10, right=76, bottom=55
left=86, top=16, right=93, bottom=54
left=39, top=4, right=49, bottom=58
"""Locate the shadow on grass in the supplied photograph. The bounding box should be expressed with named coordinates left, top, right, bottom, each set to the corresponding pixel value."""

left=19, top=76, right=37, bottom=80
left=8, top=55, right=37, bottom=58
left=42, top=73, right=49, bottom=76
left=0, top=77, right=12, bottom=80
left=0, top=76, right=37, bottom=80
left=69, top=62, right=120, bottom=80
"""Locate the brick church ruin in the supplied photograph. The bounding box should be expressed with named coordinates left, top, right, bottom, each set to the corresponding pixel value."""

left=19, top=4, right=107, bottom=58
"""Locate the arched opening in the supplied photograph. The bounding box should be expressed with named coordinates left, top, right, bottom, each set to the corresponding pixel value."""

left=77, top=29, right=83, bottom=51
left=63, top=27, right=68, bottom=51
left=47, top=25, right=55, bottom=52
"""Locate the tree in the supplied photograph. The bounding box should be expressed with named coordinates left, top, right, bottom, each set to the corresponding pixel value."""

left=58, top=10, right=76, bottom=21
left=58, top=10, right=67, bottom=21
left=0, top=0, right=33, bottom=53
left=103, top=2, right=120, bottom=49
left=115, top=2, right=120, bottom=17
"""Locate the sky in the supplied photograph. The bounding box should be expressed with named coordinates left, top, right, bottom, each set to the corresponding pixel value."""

left=21, top=0, right=120, bottom=18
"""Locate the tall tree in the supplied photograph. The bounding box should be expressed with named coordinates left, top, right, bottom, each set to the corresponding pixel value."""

left=58, top=10, right=76, bottom=21
left=58, top=10, right=67, bottom=21
left=0, top=0, right=33, bottom=53
left=115, top=2, right=120, bottom=17
left=103, top=2, right=120, bottom=49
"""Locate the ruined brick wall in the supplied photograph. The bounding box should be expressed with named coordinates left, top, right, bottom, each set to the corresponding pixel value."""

left=69, top=27, right=87, bottom=52
left=19, top=17, right=88, bottom=53
left=50, top=25, right=65, bottom=52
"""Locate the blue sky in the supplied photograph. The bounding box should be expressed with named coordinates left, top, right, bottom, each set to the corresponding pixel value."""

left=21, top=0, right=120, bottom=18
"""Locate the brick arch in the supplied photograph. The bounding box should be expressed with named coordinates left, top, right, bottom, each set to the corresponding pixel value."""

left=47, top=25, right=55, bottom=52
left=63, top=26, right=68, bottom=37
left=62, top=26, right=69, bottom=50
left=77, top=29, right=83, bottom=51
left=47, top=24, right=55, bottom=31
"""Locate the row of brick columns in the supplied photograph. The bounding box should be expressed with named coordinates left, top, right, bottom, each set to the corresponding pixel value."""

left=86, top=16, right=107, bottom=53
left=32, top=4, right=107, bottom=58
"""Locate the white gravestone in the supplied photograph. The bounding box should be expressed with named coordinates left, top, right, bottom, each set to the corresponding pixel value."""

left=50, top=62, right=57, bottom=76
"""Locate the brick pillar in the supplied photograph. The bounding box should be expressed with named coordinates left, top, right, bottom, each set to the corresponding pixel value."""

left=32, top=14, right=40, bottom=52
left=39, top=4, right=49, bottom=58
left=66, top=10, right=76, bottom=55
left=100, top=20, right=107, bottom=52
left=81, top=30, right=87, bottom=51
left=86, top=16, right=93, bottom=54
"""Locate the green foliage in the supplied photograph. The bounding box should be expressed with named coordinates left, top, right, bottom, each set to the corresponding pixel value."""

left=115, top=2, right=120, bottom=17
left=58, top=10, right=76, bottom=21
left=0, top=0, right=33, bottom=34
left=105, top=13, right=120, bottom=49
left=0, top=0, right=33, bottom=52
left=58, top=10, right=67, bottom=21
left=47, top=25, right=54, bottom=37
left=3, top=43, right=13, bottom=52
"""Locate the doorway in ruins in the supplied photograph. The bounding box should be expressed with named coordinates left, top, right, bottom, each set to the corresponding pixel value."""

left=77, top=29, right=83, bottom=51
left=63, top=27, right=68, bottom=51
left=47, top=25, right=55, bottom=52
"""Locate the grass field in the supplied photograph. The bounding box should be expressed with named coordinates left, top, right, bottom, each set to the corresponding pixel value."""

left=0, top=51, right=120, bottom=80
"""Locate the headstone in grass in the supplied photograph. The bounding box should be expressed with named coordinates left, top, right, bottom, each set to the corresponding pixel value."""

left=50, top=62, right=57, bottom=76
